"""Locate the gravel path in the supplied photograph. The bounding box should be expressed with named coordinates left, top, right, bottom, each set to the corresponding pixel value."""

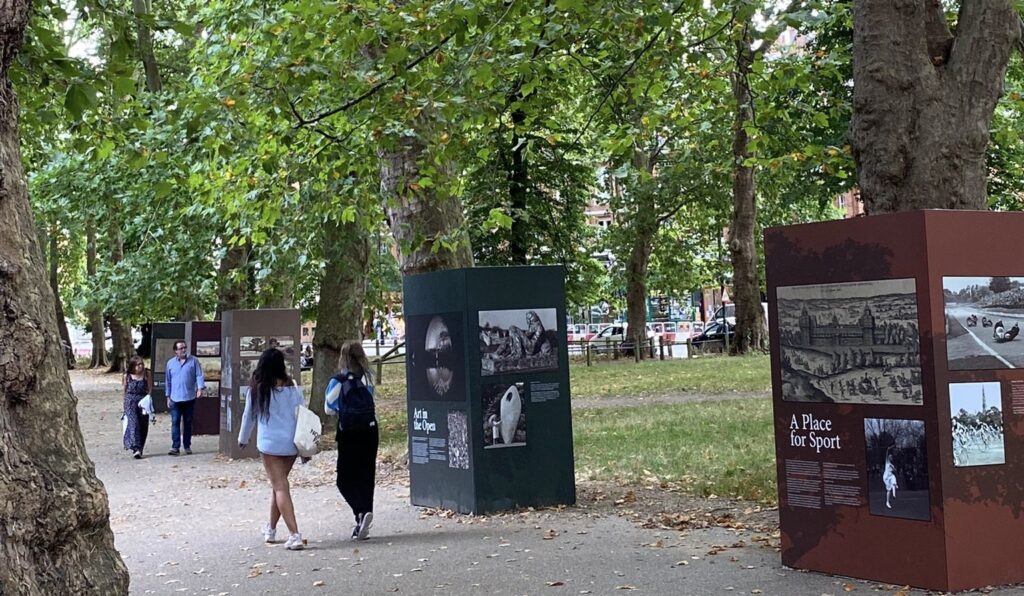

left=73, top=370, right=952, bottom=595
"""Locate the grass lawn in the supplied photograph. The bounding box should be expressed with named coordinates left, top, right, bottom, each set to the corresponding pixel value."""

left=313, top=355, right=778, bottom=503
left=569, top=354, right=772, bottom=398
left=573, top=399, right=777, bottom=503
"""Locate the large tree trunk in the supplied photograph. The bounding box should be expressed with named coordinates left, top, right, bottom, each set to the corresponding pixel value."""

left=728, top=29, right=766, bottom=354
left=131, top=0, right=162, bottom=93
left=311, top=218, right=370, bottom=423
left=215, top=240, right=249, bottom=319
left=506, top=96, right=530, bottom=264
left=49, top=225, right=71, bottom=346
left=380, top=128, right=474, bottom=275
left=0, top=4, right=129, bottom=592
left=86, top=219, right=108, bottom=369
left=624, top=226, right=655, bottom=359
left=106, top=221, right=134, bottom=373
left=850, top=0, right=1021, bottom=213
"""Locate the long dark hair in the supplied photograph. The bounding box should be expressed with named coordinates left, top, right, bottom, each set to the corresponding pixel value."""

left=340, top=340, right=373, bottom=385
left=125, top=356, right=146, bottom=384
left=251, top=348, right=291, bottom=421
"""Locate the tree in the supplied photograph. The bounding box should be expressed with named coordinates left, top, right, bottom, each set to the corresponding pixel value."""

left=0, top=1, right=129, bottom=591
left=850, top=0, right=1022, bottom=212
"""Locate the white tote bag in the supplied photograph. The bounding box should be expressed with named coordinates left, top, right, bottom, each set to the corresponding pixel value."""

left=293, top=404, right=322, bottom=458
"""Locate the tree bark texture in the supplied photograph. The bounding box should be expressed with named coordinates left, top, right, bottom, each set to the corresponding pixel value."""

left=850, top=0, right=1021, bottom=213
left=48, top=226, right=71, bottom=346
left=624, top=150, right=657, bottom=360
left=215, top=241, right=249, bottom=319
left=86, top=219, right=108, bottom=369
left=379, top=130, right=474, bottom=275
left=506, top=98, right=529, bottom=265
left=728, top=32, right=766, bottom=354
left=132, top=0, right=162, bottom=93
left=106, top=220, right=134, bottom=373
left=311, top=218, right=370, bottom=423
left=0, top=3, right=130, bottom=592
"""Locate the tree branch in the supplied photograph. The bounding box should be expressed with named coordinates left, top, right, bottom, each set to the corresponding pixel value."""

left=656, top=183, right=703, bottom=225
left=571, top=1, right=724, bottom=146
left=290, top=33, right=454, bottom=128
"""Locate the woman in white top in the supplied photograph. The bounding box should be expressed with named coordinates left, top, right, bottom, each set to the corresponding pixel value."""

left=238, top=348, right=307, bottom=550
left=882, top=449, right=898, bottom=509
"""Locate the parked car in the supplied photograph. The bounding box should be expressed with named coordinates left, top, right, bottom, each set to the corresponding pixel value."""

left=587, top=323, right=654, bottom=354
left=711, top=302, right=769, bottom=327
left=691, top=321, right=735, bottom=349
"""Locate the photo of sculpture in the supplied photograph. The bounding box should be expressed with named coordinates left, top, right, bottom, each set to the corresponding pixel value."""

left=950, top=381, right=1005, bottom=467
left=777, top=279, right=922, bottom=405
left=406, top=313, right=465, bottom=401
left=448, top=410, right=470, bottom=469
left=269, top=336, right=296, bottom=358
left=864, top=418, right=930, bottom=521
left=195, top=341, right=220, bottom=357
left=482, top=382, right=526, bottom=448
left=238, top=358, right=258, bottom=386
left=479, top=308, right=559, bottom=376
left=944, top=277, right=1024, bottom=370
left=240, top=336, right=265, bottom=358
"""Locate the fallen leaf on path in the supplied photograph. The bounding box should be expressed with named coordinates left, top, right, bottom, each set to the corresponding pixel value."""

left=545, top=580, right=565, bottom=587
left=542, top=529, right=559, bottom=540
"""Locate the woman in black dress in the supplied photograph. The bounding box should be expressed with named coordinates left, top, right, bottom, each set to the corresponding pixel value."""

left=123, top=356, right=152, bottom=459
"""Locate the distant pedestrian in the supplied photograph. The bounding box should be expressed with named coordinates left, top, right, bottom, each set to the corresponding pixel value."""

left=164, top=340, right=205, bottom=456
left=238, top=348, right=308, bottom=551
left=325, top=341, right=378, bottom=540
left=122, top=356, right=152, bottom=459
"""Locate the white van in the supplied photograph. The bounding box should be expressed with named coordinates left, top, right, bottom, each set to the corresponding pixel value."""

left=712, top=302, right=770, bottom=327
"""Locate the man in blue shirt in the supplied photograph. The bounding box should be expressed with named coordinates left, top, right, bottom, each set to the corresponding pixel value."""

left=165, top=340, right=205, bottom=455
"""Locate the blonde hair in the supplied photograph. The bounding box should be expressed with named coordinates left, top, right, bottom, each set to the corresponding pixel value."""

left=340, top=340, right=373, bottom=384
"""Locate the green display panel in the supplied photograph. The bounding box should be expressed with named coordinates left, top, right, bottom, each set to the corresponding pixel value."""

left=404, top=266, right=575, bottom=514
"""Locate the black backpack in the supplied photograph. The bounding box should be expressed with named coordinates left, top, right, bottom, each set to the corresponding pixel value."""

left=332, top=369, right=376, bottom=431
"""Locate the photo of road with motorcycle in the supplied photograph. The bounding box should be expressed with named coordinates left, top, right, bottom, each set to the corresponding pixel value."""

left=944, top=277, right=1024, bottom=370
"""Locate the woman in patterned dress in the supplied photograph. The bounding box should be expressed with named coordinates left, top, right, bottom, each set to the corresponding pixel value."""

left=123, top=356, right=152, bottom=459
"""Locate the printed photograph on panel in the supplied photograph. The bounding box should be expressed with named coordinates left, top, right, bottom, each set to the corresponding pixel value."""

left=406, top=313, right=466, bottom=401
left=198, top=357, right=221, bottom=382
left=238, top=358, right=258, bottom=386
left=448, top=410, right=470, bottom=469
left=944, top=277, right=1024, bottom=370
left=479, top=308, right=559, bottom=376
left=195, top=341, right=220, bottom=357
left=864, top=418, right=930, bottom=521
left=777, top=279, right=922, bottom=405
left=240, top=336, right=266, bottom=358
left=269, top=336, right=296, bottom=359
left=221, top=340, right=232, bottom=389
left=153, top=338, right=179, bottom=373
left=482, top=382, right=526, bottom=448
left=950, top=381, right=1005, bottom=467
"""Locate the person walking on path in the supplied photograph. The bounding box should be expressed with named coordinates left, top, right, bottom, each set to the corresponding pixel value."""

left=325, top=341, right=379, bottom=540
left=165, top=340, right=205, bottom=456
left=122, top=356, right=152, bottom=459
left=238, top=348, right=308, bottom=551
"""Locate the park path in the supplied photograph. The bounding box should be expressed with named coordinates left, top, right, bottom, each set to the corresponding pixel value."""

left=72, top=370, right=991, bottom=595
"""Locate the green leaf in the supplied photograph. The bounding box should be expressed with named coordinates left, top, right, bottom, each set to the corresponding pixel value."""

left=64, top=83, right=97, bottom=119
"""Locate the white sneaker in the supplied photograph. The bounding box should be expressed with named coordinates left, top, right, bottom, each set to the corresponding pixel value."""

left=357, top=512, right=373, bottom=541
left=285, top=533, right=304, bottom=550
left=262, top=523, right=276, bottom=543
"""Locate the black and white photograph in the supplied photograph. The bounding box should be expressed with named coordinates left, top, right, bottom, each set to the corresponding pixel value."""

left=269, top=336, right=296, bottom=358
left=864, top=418, right=930, bottom=521
left=195, top=341, right=220, bottom=357
left=153, top=338, right=178, bottom=373
left=448, top=410, right=470, bottom=469
left=239, top=336, right=265, bottom=358
left=406, top=313, right=466, bottom=401
left=479, top=308, right=559, bottom=376
left=237, top=358, right=258, bottom=386
left=221, top=341, right=232, bottom=389
left=482, top=382, right=526, bottom=448
left=777, top=279, right=923, bottom=405
left=944, top=277, right=1024, bottom=370
left=950, top=381, right=1005, bottom=467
